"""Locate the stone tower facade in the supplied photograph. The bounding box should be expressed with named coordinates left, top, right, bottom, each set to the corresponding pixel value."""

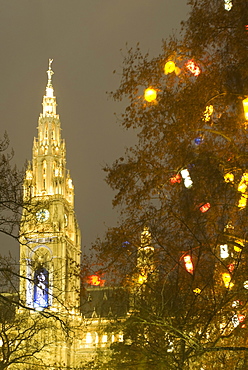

left=19, top=59, right=81, bottom=314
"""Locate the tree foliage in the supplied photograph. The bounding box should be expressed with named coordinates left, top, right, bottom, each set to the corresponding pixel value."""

left=94, top=0, right=248, bottom=368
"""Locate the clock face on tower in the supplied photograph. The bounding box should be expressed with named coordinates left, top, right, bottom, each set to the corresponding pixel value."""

left=36, top=209, right=50, bottom=222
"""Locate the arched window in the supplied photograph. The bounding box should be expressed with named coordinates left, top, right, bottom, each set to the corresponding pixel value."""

left=34, top=267, right=49, bottom=309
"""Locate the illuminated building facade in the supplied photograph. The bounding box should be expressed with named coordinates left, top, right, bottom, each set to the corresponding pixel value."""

left=17, top=61, right=129, bottom=369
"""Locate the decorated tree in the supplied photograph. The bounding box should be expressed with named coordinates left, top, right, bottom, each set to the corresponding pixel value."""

left=94, top=0, right=248, bottom=368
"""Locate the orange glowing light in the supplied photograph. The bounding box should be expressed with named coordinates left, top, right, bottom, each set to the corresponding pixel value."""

left=144, top=88, right=157, bottom=102
left=228, top=263, right=235, bottom=273
left=170, top=174, right=181, bottom=184
left=185, top=60, right=201, bottom=76
left=87, top=274, right=105, bottom=286
left=199, top=203, right=211, bottom=213
left=184, top=255, right=194, bottom=274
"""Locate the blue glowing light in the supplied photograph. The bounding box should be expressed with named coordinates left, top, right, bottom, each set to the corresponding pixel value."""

left=34, top=267, right=49, bottom=309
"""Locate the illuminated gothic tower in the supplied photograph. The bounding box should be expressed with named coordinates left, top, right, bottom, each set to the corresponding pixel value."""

left=19, top=60, right=81, bottom=313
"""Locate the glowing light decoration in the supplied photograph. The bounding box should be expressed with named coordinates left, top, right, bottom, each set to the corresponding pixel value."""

left=232, top=300, right=240, bottom=308
left=243, top=98, right=248, bottom=120
left=237, top=173, right=248, bottom=208
left=238, top=194, right=248, bottom=208
left=224, top=172, right=234, bottom=183
left=164, top=61, right=176, bottom=74
left=34, top=267, right=49, bottom=309
left=220, top=244, right=229, bottom=259
left=87, top=274, right=105, bottom=286
left=193, top=288, right=201, bottom=294
left=184, top=255, right=194, bottom=274
left=238, top=173, right=248, bottom=193
left=224, top=0, right=233, bottom=11
left=185, top=60, right=201, bottom=76
left=144, top=88, right=157, bottom=102
left=243, top=280, right=248, bottom=289
left=194, top=136, right=203, bottom=145
left=170, top=174, right=181, bottom=184
left=234, top=239, right=244, bottom=252
left=228, top=263, right=235, bottom=273
left=180, top=169, right=193, bottom=188
left=222, top=272, right=234, bottom=289
left=203, top=105, right=213, bottom=122
left=199, top=203, right=211, bottom=213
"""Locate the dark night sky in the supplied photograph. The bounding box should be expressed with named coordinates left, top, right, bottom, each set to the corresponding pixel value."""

left=0, top=0, right=189, bottom=258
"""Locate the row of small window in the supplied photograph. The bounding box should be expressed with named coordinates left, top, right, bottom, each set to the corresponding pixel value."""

left=84, top=332, right=123, bottom=345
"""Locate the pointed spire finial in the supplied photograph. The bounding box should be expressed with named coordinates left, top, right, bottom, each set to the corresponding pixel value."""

left=47, top=59, right=54, bottom=87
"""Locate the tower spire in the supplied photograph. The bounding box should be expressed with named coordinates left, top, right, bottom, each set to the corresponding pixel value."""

left=42, top=58, right=57, bottom=115
left=47, top=58, right=54, bottom=88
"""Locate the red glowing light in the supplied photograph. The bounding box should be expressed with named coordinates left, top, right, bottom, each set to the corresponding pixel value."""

left=184, top=255, right=194, bottom=274
left=245, top=25, right=248, bottom=32
left=238, top=314, right=246, bottom=327
left=170, top=174, right=181, bottom=184
left=87, top=274, right=105, bottom=286
left=228, top=263, right=235, bottom=273
left=185, top=60, right=201, bottom=76
left=199, top=203, right=211, bottom=213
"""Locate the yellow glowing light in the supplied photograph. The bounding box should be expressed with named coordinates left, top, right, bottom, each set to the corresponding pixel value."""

left=222, top=272, right=234, bottom=289
left=238, top=173, right=248, bottom=193
left=238, top=194, right=248, bottom=208
left=224, top=172, right=234, bottom=183
left=138, top=274, right=147, bottom=285
left=243, top=98, right=248, bottom=120
left=203, top=105, right=213, bottom=122
left=164, top=61, right=176, bottom=75
left=144, top=88, right=157, bottom=102
left=193, top=288, right=201, bottom=294
left=234, top=239, right=244, bottom=252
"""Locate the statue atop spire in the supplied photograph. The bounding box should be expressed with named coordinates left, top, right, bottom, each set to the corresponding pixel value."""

left=43, top=59, right=57, bottom=115
left=47, top=59, right=54, bottom=88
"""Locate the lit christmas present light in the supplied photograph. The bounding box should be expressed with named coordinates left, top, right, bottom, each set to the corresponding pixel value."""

left=220, top=244, right=229, bottom=259
left=194, top=136, right=203, bottom=145
left=222, top=272, right=234, bottom=289
left=243, top=98, right=248, bottom=120
left=203, top=105, right=213, bottom=122
left=144, top=88, right=157, bottom=102
left=170, top=174, right=181, bottom=184
left=185, top=60, right=201, bottom=76
left=87, top=274, right=105, bottom=286
left=199, top=203, right=211, bottom=213
left=224, top=172, right=234, bottom=183
left=184, top=255, right=194, bottom=274
left=224, top=0, right=233, bottom=11
left=180, top=169, right=193, bottom=188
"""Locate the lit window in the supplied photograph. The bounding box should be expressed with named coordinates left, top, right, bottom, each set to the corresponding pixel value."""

left=86, top=333, right=92, bottom=344
left=102, top=334, right=108, bottom=343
